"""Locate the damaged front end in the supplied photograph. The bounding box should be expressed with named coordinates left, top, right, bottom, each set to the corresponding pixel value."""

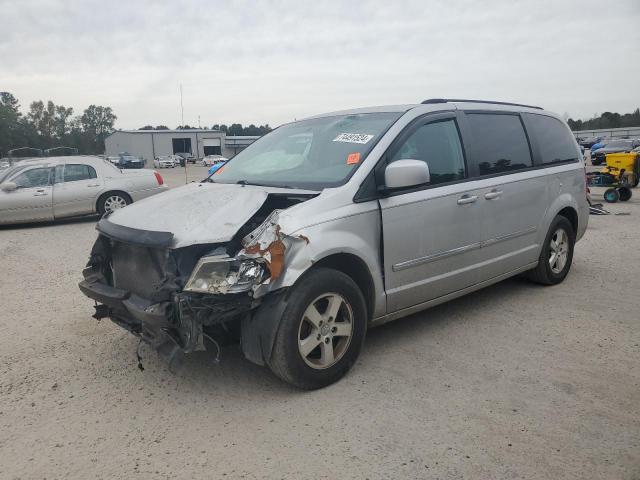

left=78, top=193, right=312, bottom=368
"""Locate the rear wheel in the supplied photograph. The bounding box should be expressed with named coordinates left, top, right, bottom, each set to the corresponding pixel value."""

left=618, top=187, right=632, bottom=201
left=98, top=192, right=131, bottom=215
left=267, top=268, right=367, bottom=389
left=527, top=216, right=575, bottom=285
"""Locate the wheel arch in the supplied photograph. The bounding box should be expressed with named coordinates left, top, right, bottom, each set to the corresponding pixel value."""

left=556, top=206, right=578, bottom=235
left=302, top=252, right=375, bottom=321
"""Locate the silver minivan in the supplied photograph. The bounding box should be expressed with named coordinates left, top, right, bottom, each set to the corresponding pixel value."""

left=79, top=99, right=589, bottom=389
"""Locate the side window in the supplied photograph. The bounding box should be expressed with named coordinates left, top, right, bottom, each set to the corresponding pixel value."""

left=390, top=119, right=466, bottom=185
left=54, top=165, right=64, bottom=183
left=525, top=114, right=579, bottom=164
left=63, top=164, right=97, bottom=182
left=466, top=113, right=532, bottom=175
left=13, top=168, right=51, bottom=188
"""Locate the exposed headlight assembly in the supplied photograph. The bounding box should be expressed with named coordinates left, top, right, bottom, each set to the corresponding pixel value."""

left=184, top=255, right=266, bottom=294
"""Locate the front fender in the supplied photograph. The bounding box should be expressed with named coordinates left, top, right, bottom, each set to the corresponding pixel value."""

left=252, top=208, right=386, bottom=319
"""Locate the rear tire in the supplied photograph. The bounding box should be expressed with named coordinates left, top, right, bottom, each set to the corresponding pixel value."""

left=618, top=187, right=632, bottom=202
left=267, top=268, right=367, bottom=390
left=97, top=191, right=132, bottom=216
left=527, top=216, right=575, bottom=286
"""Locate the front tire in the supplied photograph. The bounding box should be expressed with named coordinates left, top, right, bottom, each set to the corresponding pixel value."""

left=527, top=216, right=575, bottom=285
left=267, top=268, right=367, bottom=389
left=604, top=188, right=619, bottom=203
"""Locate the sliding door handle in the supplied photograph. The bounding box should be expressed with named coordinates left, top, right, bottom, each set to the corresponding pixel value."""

left=457, top=194, right=478, bottom=205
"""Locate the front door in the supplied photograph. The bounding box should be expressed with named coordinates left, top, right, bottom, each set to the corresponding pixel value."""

left=0, top=167, right=54, bottom=224
left=379, top=115, right=483, bottom=313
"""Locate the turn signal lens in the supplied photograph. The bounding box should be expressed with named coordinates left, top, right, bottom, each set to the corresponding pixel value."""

left=154, top=171, right=164, bottom=185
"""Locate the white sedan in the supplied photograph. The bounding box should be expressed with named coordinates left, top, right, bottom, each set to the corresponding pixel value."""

left=0, top=156, right=169, bottom=225
left=154, top=156, right=176, bottom=168
left=201, top=155, right=228, bottom=166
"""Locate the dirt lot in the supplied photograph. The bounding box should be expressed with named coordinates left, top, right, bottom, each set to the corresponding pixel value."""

left=0, top=168, right=639, bottom=479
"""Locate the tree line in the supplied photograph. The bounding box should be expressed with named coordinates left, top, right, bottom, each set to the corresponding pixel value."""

left=0, top=92, right=116, bottom=157
left=568, top=109, right=640, bottom=131
left=138, top=123, right=272, bottom=135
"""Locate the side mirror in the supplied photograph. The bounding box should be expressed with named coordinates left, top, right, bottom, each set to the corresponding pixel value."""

left=384, top=160, right=430, bottom=190
left=1, top=182, right=17, bottom=192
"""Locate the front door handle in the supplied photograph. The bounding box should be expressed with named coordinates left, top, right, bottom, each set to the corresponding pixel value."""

left=484, top=190, right=503, bottom=200
left=457, top=194, right=478, bottom=205
left=33, top=189, right=48, bottom=196
left=87, top=184, right=100, bottom=187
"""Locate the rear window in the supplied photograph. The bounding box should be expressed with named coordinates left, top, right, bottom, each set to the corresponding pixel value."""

left=466, top=113, right=532, bottom=175
left=525, top=114, right=579, bottom=164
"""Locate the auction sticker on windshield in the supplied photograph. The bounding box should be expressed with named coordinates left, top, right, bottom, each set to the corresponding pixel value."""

left=333, top=133, right=375, bottom=144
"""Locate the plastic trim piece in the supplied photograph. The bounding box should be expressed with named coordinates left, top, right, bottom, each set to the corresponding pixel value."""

left=421, top=98, right=543, bottom=110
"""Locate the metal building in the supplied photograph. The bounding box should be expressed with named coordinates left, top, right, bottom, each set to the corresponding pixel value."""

left=104, top=130, right=259, bottom=164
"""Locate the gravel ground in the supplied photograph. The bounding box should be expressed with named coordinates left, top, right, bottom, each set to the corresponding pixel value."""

left=0, top=166, right=639, bottom=479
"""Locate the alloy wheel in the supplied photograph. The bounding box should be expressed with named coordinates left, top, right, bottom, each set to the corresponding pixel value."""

left=549, top=228, right=569, bottom=274
left=297, top=293, right=354, bottom=369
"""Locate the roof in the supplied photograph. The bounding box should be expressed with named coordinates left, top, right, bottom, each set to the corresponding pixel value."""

left=304, top=104, right=416, bottom=120
left=302, top=100, right=548, bottom=121
left=10, top=155, right=106, bottom=167
left=113, top=129, right=222, bottom=134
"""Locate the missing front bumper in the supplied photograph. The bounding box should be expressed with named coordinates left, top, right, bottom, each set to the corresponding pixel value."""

left=79, top=276, right=253, bottom=360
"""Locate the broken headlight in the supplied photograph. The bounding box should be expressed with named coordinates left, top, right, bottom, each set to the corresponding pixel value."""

left=183, top=255, right=266, bottom=294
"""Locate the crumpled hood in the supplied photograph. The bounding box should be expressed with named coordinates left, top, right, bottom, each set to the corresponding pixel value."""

left=106, top=182, right=270, bottom=248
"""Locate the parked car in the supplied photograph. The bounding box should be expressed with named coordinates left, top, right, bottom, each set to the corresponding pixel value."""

left=0, top=156, right=168, bottom=224
left=78, top=99, right=588, bottom=389
left=175, top=152, right=196, bottom=164
left=207, top=160, right=227, bottom=175
left=590, top=138, right=611, bottom=153
left=579, top=136, right=603, bottom=148
left=116, top=153, right=145, bottom=169
left=591, top=139, right=640, bottom=165
left=154, top=156, right=176, bottom=168
left=202, top=155, right=228, bottom=167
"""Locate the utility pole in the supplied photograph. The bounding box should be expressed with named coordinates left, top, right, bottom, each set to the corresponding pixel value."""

left=180, top=84, right=184, bottom=126
left=179, top=84, right=188, bottom=184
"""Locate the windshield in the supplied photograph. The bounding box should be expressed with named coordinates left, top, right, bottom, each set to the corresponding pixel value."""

left=208, top=112, right=402, bottom=190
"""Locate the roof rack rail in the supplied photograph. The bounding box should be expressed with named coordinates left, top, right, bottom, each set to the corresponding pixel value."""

left=421, top=98, right=543, bottom=110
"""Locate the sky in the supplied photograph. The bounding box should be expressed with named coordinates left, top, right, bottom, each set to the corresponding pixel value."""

left=1, top=0, right=639, bottom=130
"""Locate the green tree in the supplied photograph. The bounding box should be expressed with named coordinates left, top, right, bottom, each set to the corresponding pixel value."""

left=228, top=123, right=243, bottom=136
left=0, top=92, right=23, bottom=155
left=139, top=125, right=154, bottom=130
left=80, top=105, right=117, bottom=153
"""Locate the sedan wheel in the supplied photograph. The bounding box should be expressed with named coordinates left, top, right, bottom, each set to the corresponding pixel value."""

left=297, top=293, right=354, bottom=369
left=99, top=193, right=131, bottom=215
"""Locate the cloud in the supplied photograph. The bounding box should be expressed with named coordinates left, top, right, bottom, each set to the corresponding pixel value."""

left=1, top=0, right=639, bottom=128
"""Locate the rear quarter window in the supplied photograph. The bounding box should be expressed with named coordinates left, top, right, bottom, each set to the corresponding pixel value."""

left=524, top=114, right=579, bottom=164
left=466, top=113, right=532, bottom=175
